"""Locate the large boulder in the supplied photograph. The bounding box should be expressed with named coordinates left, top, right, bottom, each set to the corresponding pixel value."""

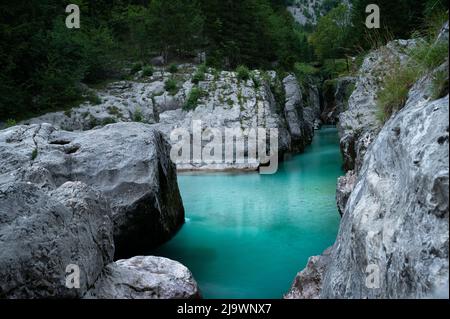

left=22, top=66, right=323, bottom=172
left=321, top=76, right=356, bottom=125
left=322, top=92, right=449, bottom=299
left=155, top=70, right=293, bottom=171
left=337, top=40, right=416, bottom=172
left=288, top=66, right=449, bottom=299
left=0, top=181, right=114, bottom=298
left=335, top=170, right=357, bottom=216
left=0, top=122, right=184, bottom=259
left=285, top=248, right=332, bottom=299
left=85, top=256, right=200, bottom=299
left=282, top=74, right=314, bottom=152
left=23, top=81, right=158, bottom=131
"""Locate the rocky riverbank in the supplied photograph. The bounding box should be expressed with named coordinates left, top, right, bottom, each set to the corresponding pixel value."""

left=0, top=122, right=198, bottom=299
left=286, top=23, right=449, bottom=299
left=21, top=67, right=323, bottom=171
left=1, top=62, right=324, bottom=298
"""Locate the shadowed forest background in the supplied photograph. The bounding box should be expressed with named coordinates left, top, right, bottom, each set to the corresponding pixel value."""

left=0, top=0, right=447, bottom=121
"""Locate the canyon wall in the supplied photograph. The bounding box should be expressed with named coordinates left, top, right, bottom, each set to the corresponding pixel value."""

left=0, top=122, right=198, bottom=298
left=287, top=26, right=449, bottom=299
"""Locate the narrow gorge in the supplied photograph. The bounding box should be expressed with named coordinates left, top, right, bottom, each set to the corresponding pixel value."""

left=0, top=0, right=448, bottom=301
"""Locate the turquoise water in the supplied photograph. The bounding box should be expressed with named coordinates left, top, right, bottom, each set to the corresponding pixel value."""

left=152, top=127, right=343, bottom=299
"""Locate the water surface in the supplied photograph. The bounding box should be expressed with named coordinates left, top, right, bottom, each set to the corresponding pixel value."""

left=152, top=127, right=343, bottom=299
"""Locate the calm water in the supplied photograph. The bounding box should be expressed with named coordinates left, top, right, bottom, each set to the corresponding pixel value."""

left=152, top=127, right=343, bottom=299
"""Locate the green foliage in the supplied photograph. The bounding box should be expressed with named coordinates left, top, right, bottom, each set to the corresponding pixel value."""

left=5, top=119, right=17, bottom=128
left=350, top=0, right=448, bottom=50
left=132, top=108, right=144, bottom=122
left=142, top=65, right=154, bottom=77
left=322, top=79, right=338, bottom=110
left=294, top=63, right=320, bottom=81
left=101, top=117, right=117, bottom=126
left=130, top=63, right=143, bottom=74
left=165, top=78, right=179, bottom=95
left=31, top=148, right=38, bottom=161
left=409, top=40, right=449, bottom=72
left=252, top=73, right=261, bottom=89
left=236, top=66, right=251, bottom=81
left=107, top=106, right=123, bottom=117
left=169, top=64, right=179, bottom=73
left=86, top=92, right=102, bottom=106
left=323, top=59, right=350, bottom=78
left=2, top=0, right=446, bottom=123
left=0, top=1, right=114, bottom=120
left=310, top=4, right=352, bottom=61
left=201, top=0, right=314, bottom=69
left=431, top=69, right=449, bottom=100
left=184, top=87, right=205, bottom=110
left=376, top=35, right=449, bottom=119
left=376, top=65, right=420, bottom=123
left=192, top=66, right=207, bottom=84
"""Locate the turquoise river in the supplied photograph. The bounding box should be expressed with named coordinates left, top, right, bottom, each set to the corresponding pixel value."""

left=152, top=126, right=343, bottom=299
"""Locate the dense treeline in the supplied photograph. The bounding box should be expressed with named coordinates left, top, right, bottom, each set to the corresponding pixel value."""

left=1, top=0, right=448, bottom=121
left=311, top=0, right=449, bottom=61
left=0, top=0, right=313, bottom=121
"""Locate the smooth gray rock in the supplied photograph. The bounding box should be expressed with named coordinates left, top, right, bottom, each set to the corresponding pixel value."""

left=151, top=56, right=165, bottom=66
left=338, top=40, right=416, bottom=172
left=0, top=122, right=185, bottom=259
left=285, top=248, right=332, bottom=299
left=155, top=70, right=293, bottom=171
left=290, top=28, right=449, bottom=298
left=322, top=90, right=449, bottom=298
left=336, top=170, right=357, bottom=216
left=436, top=21, right=449, bottom=43
left=85, top=256, right=200, bottom=299
left=321, top=76, right=356, bottom=125
left=23, top=66, right=323, bottom=172
left=283, top=75, right=314, bottom=152
left=0, top=181, right=114, bottom=298
left=292, top=69, right=449, bottom=299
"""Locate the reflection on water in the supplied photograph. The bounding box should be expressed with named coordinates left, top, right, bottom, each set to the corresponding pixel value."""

left=151, top=127, right=343, bottom=299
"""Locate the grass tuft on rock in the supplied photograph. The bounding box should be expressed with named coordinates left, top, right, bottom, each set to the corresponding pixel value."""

left=184, top=87, right=205, bottom=111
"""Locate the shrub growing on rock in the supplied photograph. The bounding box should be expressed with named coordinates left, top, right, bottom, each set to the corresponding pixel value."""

left=192, top=65, right=207, bottom=84
left=142, top=65, right=154, bottom=77
left=165, top=78, right=179, bottom=95
left=184, top=87, right=205, bottom=110
left=168, top=64, right=178, bottom=73
left=236, top=65, right=250, bottom=81
left=130, top=63, right=143, bottom=74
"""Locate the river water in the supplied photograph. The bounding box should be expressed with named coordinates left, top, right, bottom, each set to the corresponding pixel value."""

left=152, top=126, right=343, bottom=298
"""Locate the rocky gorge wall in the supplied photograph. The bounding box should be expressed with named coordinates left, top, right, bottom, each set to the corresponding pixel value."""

left=0, top=122, right=199, bottom=298
left=286, top=25, right=449, bottom=299
left=22, top=66, right=323, bottom=171
left=1, top=63, right=323, bottom=298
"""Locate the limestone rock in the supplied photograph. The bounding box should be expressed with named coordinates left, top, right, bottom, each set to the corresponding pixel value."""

left=85, top=256, right=200, bottom=299
left=0, top=181, right=114, bottom=298
left=336, top=170, right=357, bottom=216
left=283, top=75, right=314, bottom=152
left=322, top=90, right=449, bottom=298
left=284, top=248, right=332, bottom=299
left=321, top=76, right=356, bottom=125
left=338, top=40, right=417, bottom=172
left=0, top=122, right=184, bottom=259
